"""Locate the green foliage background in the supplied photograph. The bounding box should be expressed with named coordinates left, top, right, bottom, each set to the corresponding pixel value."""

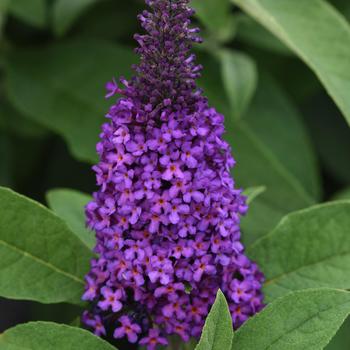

left=0, top=0, right=350, bottom=349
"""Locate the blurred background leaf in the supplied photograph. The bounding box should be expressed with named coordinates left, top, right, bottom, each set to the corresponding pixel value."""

left=7, top=0, right=47, bottom=28
left=333, top=188, right=350, bottom=201
left=192, top=0, right=235, bottom=42
left=53, top=0, right=98, bottom=36
left=235, top=14, right=291, bottom=56
left=303, top=94, right=350, bottom=185
left=0, top=98, right=48, bottom=139
left=219, top=50, right=258, bottom=121
left=4, top=39, right=135, bottom=163
left=46, top=188, right=94, bottom=249
left=329, top=0, right=350, bottom=19
left=232, top=74, right=320, bottom=243
left=243, top=186, right=266, bottom=205
left=71, top=1, right=139, bottom=40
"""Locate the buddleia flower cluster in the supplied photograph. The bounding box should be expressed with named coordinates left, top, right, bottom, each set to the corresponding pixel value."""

left=82, top=0, right=265, bottom=348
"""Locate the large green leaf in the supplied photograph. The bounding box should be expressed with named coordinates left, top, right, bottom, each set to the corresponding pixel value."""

left=53, top=0, right=98, bottom=36
left=4, top=39, right=136, bottom=163
left=219, top=50, right=258, bottom=121
left=46, top=189, right=94, bottom=250
left=195, top=290, right=234, bottom=350
left=0, top=322, right=115, bottom=349
left=248, top=202, right=350, bottom=301
left=233, top=0, right=350, bottom=126
left=8, top=0, right=46, bottom=28
left=0, top=187, right=92, bottom=304
left=232, top=289, right=350, bottom=350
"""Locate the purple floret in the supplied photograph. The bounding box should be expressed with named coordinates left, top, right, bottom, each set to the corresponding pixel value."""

left=82, top=0, right=264, bottom=348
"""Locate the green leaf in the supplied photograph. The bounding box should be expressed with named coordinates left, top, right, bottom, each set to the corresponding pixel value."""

left=0, top=322, right=115, bottom=349
left=4, top=39, right=136, bottom=163
left=0, top=187, right=92, bottom=304
left=243, top=186, right=266, bottom=205
left=219, top=50, right=258, bottom=121
left=8, top=0, right=46, bottom=28
left=46, top=189, right=94, bottom=250
left=248, top=201, right=350, bottom=301
left=232, top=289, right=350, bottom=350
left=233, top=0, right=350, bottom=126
left=325, top=317, right=350, bottom=350
left=195, top=290, right=234, bottom=350
left=304, top=97, right=350, bottom=184
left=192, top=0, right=234, bottom=41
left=242, top=199, right=287, bottom=247
left=53, top=0, right=98, bottom=36
left=325, top=316, right=350, bottom=350
left=196, top=50, right=230, bottom=117
left=235, top=14, right=291, bottom=56
left=73, top=1, right=139, bottom=40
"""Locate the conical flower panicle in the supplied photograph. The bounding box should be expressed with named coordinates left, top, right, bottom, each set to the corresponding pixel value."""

left=128, top=0, right=203, bottom=115
left=82, top=0, right=264, bottom=348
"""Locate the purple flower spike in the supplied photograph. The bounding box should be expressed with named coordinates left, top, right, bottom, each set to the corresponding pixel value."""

left=82, top=0, right=264, bottom=347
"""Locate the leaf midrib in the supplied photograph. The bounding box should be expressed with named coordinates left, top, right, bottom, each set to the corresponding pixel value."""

left=239, top=121, right=315, bottom=205
left=264, top=250, right=350, bottom=288
left=263, top=299, right=350, bottom=349
left=0, top=238, right=84, bottom=285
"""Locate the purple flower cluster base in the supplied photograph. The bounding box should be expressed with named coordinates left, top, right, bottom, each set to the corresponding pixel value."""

left=82, top=1, right=264, bottom=349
